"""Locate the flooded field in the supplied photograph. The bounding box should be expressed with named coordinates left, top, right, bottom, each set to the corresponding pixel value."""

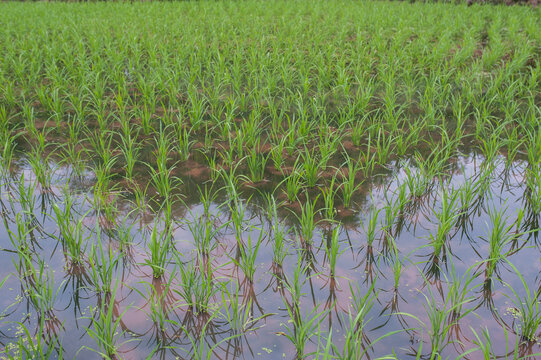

left=0, top=1, right=540, bottom=359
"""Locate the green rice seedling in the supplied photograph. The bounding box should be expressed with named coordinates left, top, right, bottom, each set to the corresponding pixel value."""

left=445, top=260, right=480, bottom=321
left=82, top=281, right=134, bottom=359
left=502, top=261, right=541, bottom=343
left=282, top=168, right=304, bottom=203
left=524, top=164, right=541, bottom=215
left=114, top=215, right=135, bottom=256
left=295, top=193, right=320, bottom=244
left=313, top=328, right=334, bottom=360
left=203, top=150, right=220, bottom=181
left=284, top=122, right=299, bottom=157
left=186, top=211, right=223, bottom=258
left=403, top=158, right=432, bottom=200
left=87, top=130, right=115, bottom=168
left=462, top=327, right=497, bottom=360
left=27, top=145, right=54, bottom=191
left=324, top=226, right=344, bottom=279
left=231, top=226, right=263, bottom=283
left=3, top=315, right=63, bottom=360
left=267, top=195, right=289, bottom=266
left=245, top=145, right=268, bottom=183
left=173, top=243, right=217, bottom=309
left=23, top=257, right=62, bottom=315
left=219, top=161, right=243, bottom=204
left=192, top=257, right=220, bottom=315
left=483, top=205, right=527, bottom=281
left=89, top=230, right=119, bottom=294
left=362, top=203, right=382, bottom=248
left=187, top=85, right=208, bottom=132
left=229, top=196, right=248, bottom=244
left=130, top=182, right=150, bottom=215
left=337, top=282, right=403, bottom=359
left=429, top=187, right=461, bottom=259
left=339, top=156, right=363, bottom=209
left=280, top=303, right=329, bottom=360
left=118, top=129, right=140, bottom=182
left=0, top=130, right=19, bottom=175
left=270, top=137, right=286, bottom=172
left=145, top=224, right=172, bottom=278
left=399, top=270, right=476, bottom=359
left=282, top=251, right=308, bottom=313
left=220, top=283, right=272, bottom=333
left=317, top=131, right=341, bottom=171
left=148, top=126, right=180, bottom=198
left=6, top=213, right=34, bottom=277
left=51, top=196, right=89, bottom=265
left=389, top=237, right=403, bottom=290
left=198, top=183, right=218, bottom=219
left=176, top=124, right=194, bottom=162
left=137, top=103, right=154, bottom=136
left=17, top=173, right=37, bottom=218
left=280, top=252, right=327, bottom=358
left=135, top=275, right=175, bottom=333
left=373, top=127, right=396, bottom=165
left=173, top=252, right=197, bottom=310
left=525, top=126, right=541, bottom=167
left=350, top=114, right=370, bottom=147
left=300, top=148, right=321, bottom=188
left=231, top=126, right=246, bottom=159
left=382, top=196, right=400, bottom=237
left=92, top=157, right=117, bottom=208
left=320, top=176, right=338, bottom=222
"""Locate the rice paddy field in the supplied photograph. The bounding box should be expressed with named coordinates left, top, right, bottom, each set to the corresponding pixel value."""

left=0, top=0, right=540, bottom=359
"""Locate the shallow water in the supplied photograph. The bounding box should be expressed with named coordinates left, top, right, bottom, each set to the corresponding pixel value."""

left=0, top=152, right=540, bottom=359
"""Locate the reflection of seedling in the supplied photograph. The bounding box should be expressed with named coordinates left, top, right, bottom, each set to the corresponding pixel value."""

left=339, top=155, right=363, bottom=209
left=294, top=193, right=320, bottom=244
left=231, top=226, right=263, bottom=283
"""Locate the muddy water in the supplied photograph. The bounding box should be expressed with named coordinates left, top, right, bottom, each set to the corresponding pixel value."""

left=0, top=152, right=539, bottom=359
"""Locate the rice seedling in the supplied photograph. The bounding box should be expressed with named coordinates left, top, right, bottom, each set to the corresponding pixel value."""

left=136, top=275, right=175, bottom=334
left=245, top=145, right=268, bottom=183
left=145, top=224, right=173, bottom=279
left=82, top=281, right=135, bottom=359
left=300, top=148, right=322, bottom=188
left=339, top=156, right=363, bottom=209
left=187, top=210, right=224, bottom=257
left=482, top=205, right=531, bottom=281
left=118, top=129, right=140, bottom=182
left=220, top=284, right=271, bottom=333
left=231, top=226, right=263, bottom=283
left=88, top=229, right=119, bottom=294
left=282, top=168, right=305, bottom=203
left=2, top=315, right=63, bottom=360
left=51, top=196, right=89, bottom=265
left=295, top=193, right=320, bottom=244
left=502, top=261, right=541, bottom=343
left=280, top=302, right=329, bottom=360
left=429, top=187, right=461, bottom=259
left=268, top=196, right=289, bottom=266
left=324, top=226, right=343, bottom=278
left=362, top=202, right=382, bottom=248
left=320, top=176, right=338, bottom=222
